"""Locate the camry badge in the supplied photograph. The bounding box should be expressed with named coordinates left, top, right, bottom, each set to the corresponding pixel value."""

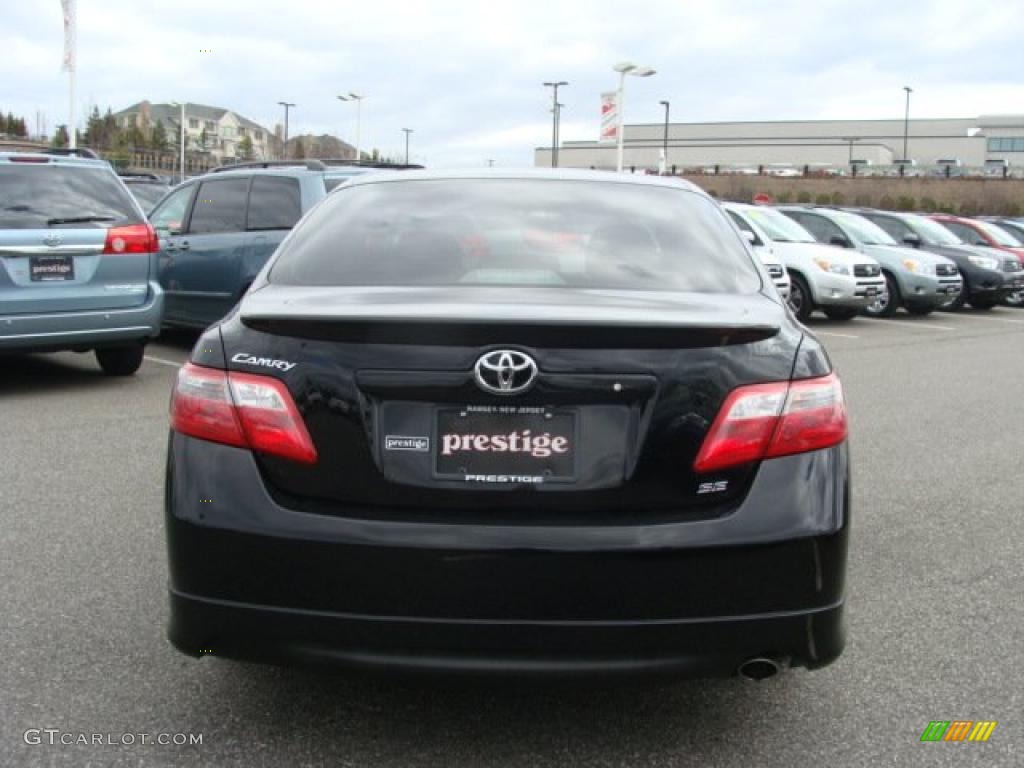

left=474, top=350, right=538, bottom=395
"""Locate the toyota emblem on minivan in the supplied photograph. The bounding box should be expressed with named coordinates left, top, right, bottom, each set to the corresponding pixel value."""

left=474, top=350, right=538, bottom=395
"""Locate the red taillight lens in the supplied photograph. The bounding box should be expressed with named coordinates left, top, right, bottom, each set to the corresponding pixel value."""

left=170, top=363, right=317, bottom=464
left=694, top=373, right=847, bottom=473
left=103, top=223, right=159, bottom=254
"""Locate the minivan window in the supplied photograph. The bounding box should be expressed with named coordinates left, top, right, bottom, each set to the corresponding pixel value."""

left=188, top=177, right=249, bottom=234
left=247, top=176, right=302, bottom=231
left=0, top=164, right=140, bottom=229
left=149, top=185, right=194, bottom=233
left=270, top=180, right=761, bottom=293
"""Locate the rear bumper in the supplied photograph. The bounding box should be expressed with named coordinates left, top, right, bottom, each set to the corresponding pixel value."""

left=169, top=588, right=845, bottom=678
left=165, top=435, right=850, bottom=676
left=0, top=281, right=163, bottom=351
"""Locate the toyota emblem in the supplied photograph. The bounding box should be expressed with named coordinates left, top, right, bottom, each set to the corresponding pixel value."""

left=474, top=350, right=538, bottom=395
left=42, top=233, right=63, bottom=247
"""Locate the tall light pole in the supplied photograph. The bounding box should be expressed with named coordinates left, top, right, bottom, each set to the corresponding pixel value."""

left=659, top=100, right=670, bottom=174
left=337, top=93, right=365, bottom=161
left=401, top=128, right=413, bottom=165
left=613, top=61, right=656, bottom=173
left=169, top=101, right=187, bottom=183
left=277, top=101, right=295, bottom=159
left=842, top=136, right=860, bottom=164
left=554, top=101, right=564, bottom=166
left=902, top=86, right=913, bottom=162
left=543, top=81, right=568, bottom=168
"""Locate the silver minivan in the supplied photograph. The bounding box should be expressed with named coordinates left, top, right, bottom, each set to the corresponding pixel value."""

left=0, top=150, right=163, bottom=374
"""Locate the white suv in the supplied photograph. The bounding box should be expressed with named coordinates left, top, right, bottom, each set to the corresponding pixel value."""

left=723, top=203, right=885, bottom=321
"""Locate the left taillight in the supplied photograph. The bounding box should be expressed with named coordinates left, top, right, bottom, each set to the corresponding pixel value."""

left=170, top=363, right=317, bottom=464
left=103, top=223, right=159, bottom=254
left=694, top=372, right=847, bottom=474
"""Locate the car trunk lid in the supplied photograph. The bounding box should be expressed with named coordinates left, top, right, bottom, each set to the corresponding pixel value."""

left=217, top=286, right=801, bottom=523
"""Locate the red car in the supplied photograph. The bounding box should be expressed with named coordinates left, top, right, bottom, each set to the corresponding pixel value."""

left=929, top=214, right=1024, bottom=307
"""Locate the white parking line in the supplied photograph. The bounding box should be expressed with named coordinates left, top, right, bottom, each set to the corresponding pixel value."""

left=144, top=355, right=183, bottom=368
left=875, top=320, right=955, bottom=331
left=945, top=312, right=1024, bottom=326
left=813, top=330, right=861, bottom=339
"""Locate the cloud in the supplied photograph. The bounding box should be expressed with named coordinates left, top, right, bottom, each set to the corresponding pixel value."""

left=2, top=0, right=1021, bottom=167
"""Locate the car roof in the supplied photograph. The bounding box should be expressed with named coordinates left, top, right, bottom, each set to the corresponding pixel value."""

left=339, top=167, right=707, bottom=195
left=0, top=151, right=112, bottom=169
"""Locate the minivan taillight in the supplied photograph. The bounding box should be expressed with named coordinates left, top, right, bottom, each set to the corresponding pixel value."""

left=170, top=363, right=317, bottom=464
left=693, top=373, right=847, bottom=474
left=103, top=223, right=159, bottom=254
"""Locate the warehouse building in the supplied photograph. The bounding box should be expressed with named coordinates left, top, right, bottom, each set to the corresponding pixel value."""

left=535, top=114, right=1024, bottom=171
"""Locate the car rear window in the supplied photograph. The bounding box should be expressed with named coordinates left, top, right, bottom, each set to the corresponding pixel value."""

left=270, top=179, right=761, bottom=293
left=0, top=163, right=141, bottom=229
left=124, top=182, right=170, bottom=210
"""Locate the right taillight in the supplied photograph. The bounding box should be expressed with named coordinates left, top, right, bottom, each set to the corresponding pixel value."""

left=694, top=372, right=847, bottom=474
left=103, top=223, right=159, bottom=254
left=170, top=363, right=317, bottom=464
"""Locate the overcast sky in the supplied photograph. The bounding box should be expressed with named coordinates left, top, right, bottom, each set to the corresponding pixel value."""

left=3, top=0, right=1023, bottom=166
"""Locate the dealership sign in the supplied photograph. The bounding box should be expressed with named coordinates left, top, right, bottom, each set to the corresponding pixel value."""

left=600, top=91, right=618, bottom=142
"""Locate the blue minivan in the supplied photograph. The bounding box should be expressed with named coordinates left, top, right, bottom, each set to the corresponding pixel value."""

left=149, top=160, right=371, bottom=330
left=0, top=149, right=163, bottom=375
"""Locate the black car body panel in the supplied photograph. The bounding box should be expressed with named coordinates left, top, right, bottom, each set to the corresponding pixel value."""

left=165, top=171, right=850, bottom=677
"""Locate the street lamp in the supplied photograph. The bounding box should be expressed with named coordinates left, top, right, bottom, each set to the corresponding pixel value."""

left=659, top=100, right=670, bottom=174
left=543, top=81, right=568, bottom=168
left=613, top=61, right=656, bottom=173
left=277, top=101, right=295, bottom=159
left=842, top=136, right=860, bottom=164
left=337, top=93, right=365, bottom=161
left=169, top=101, right=187, bottom=183
left=401, top=128, right=413, bottom=165
left=902, top=86, right=913, bottom=162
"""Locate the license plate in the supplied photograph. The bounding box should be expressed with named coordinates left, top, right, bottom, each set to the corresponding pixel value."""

left=30, top=255, right=74, bottom=281
left=865, top=287, right=878, bottom=297
left=435, top=406, right=576, bottom=482
left=946, top=286, right=960, bottom=294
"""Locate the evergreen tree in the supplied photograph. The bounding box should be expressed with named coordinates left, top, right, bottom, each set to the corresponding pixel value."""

left=237, top=133, right=254, bottom=160
left=52, top=125, right=69, bottom=147
left=85, top=106, right=103, bottom=147
left=151, top=120, right=169, bottom=152
left=102, top=108, right=119, bottom=149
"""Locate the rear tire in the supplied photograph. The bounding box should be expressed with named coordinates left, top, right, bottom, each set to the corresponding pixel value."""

left=823, top=307, right=859, bottom=321
left=787, top=273, right=814, bottom=322
left=863, top=272, right=899, bottom=318
left=95, top=344, right=145, bottom=376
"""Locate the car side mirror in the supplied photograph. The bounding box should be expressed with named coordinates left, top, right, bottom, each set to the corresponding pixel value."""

left=974, top=240, right=989, bottom=247
left=903, top=234, right=922, bottom=248
left=829, top=235, right=851, bottom=248
left=742, top=230, right=760, bottom=246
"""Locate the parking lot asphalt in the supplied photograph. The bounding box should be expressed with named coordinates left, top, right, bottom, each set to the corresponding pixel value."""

left=1, top=308, right=1022, bottom=768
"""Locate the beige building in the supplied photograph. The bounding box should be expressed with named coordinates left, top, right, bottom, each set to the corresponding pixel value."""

left=114, top=101, right=274, bottom=163
left=536, top=115, right=1024, bottom=171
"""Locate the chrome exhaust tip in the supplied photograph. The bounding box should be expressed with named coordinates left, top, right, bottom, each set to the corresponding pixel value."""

left=737, top=657, right=781, bottom=681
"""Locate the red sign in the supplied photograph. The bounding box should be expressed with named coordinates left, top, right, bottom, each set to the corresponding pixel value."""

left=752, top=193, right=772, bottom=205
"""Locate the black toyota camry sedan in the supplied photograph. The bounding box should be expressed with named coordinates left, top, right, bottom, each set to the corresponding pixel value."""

left=165, top=169, right=850, bottom=679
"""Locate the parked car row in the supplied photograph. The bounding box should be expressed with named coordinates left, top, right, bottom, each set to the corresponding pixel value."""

left=723, top=202, right=1024, bottom=320
left=2, top=147, right=1022, bottom=379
